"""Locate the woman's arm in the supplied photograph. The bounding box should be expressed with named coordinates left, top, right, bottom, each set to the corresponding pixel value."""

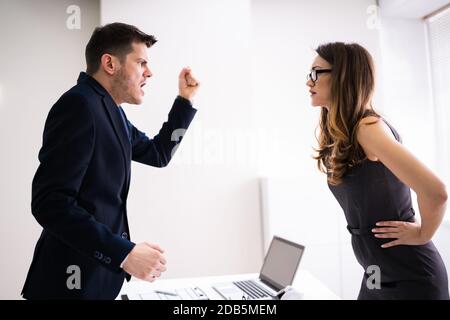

left=357, top=117, right=448, bottom=247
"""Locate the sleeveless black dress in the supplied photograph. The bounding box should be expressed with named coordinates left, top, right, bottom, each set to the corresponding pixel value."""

left=328, top=120, right=449, bottom=299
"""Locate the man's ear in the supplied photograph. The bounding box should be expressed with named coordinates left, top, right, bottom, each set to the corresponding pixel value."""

left=100, top=54, right=119, bottom=76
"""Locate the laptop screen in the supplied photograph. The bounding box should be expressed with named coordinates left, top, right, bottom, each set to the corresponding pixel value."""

left=259, top=236, right=305, bottom=290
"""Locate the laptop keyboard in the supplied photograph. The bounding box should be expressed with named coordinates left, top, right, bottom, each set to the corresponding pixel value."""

left=233, top=280, right=273, bottom=299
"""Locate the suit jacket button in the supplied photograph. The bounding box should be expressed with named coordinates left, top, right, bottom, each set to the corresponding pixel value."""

left=121, top=232, right=128, bottom=239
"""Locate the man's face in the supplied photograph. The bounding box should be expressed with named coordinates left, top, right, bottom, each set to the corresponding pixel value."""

left=112, top=42, right=152, bottom=105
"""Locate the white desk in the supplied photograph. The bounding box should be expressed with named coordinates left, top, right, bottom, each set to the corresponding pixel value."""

left=118, top=269, right=340, bottom=300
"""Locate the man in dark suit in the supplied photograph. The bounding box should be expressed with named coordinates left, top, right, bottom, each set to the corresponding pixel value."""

left=22, top=22, right=199, bottom=299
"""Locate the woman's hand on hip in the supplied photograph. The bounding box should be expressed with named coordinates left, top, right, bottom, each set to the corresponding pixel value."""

left=372, top=220, right=428, bottom=248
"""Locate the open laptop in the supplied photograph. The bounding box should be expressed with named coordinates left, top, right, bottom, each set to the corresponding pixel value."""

left=212, top=236, right=305, bottom=300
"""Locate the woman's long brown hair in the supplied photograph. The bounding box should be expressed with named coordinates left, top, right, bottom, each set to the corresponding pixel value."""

left=313, top=42, right=380, bottom=185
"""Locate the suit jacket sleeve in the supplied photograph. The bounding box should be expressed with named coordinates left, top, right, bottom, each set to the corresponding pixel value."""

left=31, top=93, right=135, bottom=273
left=129, top=96, right=197, bottom=167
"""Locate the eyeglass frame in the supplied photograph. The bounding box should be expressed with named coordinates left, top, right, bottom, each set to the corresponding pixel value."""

left=306, top=69, right=332, bottom=83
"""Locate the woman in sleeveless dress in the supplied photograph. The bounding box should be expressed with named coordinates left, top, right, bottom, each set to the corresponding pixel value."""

left=306, top=42, right=449, bottom=299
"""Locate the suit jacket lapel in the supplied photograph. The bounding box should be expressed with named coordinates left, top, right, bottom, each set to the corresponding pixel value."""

left=77, top=72, right=131, bottom=178
left=101, top=94, right=132, bottom=168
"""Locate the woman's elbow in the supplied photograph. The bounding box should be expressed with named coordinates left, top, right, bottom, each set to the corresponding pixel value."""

left=423, top=182, right=448, bottom=206
left=436, top=183, right=448, bottom=204
left=441, top=187, right=448, bottom=203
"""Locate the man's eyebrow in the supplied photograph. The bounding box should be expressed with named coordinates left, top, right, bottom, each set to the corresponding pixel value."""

left=137, top=58, right=148, bottom=64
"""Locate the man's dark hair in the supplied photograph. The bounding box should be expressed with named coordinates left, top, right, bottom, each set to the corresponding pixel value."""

left=85, top=22, right=157, bottom=75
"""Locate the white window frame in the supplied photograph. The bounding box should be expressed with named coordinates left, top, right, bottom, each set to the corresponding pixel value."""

left=425, top=5, right=450, bottom=220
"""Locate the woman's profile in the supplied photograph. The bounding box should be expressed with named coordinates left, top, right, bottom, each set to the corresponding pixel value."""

left=307, top=42, right=449, bottom=299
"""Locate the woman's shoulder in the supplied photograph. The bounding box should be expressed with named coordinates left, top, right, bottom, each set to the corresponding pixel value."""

left=357, top=116, right=400, bottom=142
left=356, top=116, right=400, bottom=161
left=358, top=115, right=381, bottom=128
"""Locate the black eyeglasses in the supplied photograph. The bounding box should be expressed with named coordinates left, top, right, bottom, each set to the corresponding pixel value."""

left=306, top=69, right=332, bottom=83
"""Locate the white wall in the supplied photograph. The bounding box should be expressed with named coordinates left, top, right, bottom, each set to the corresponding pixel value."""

left=378, top=17, right=436, bottom=170
left=0, top=0, right=100, bottom=299
left=100, top=0, right=264, bottom=281
left=253, top=0, right=381, bottom=299
left=100, top=0, right=383, bottom=298
left=251, top=0, right=383, bottom=178
left=100, top=0, right=388, bottom=299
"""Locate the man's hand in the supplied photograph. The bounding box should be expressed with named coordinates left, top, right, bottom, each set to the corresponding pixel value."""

left=122, top=242, right=167, bottom=282
left=178, top=67, right=200, bottom=102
